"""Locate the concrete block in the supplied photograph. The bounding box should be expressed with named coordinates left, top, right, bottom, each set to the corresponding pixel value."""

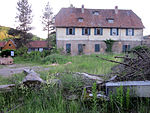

left=106, top=81, right=150, bottom=97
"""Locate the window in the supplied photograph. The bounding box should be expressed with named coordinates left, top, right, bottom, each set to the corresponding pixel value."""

left=9, top=44, right=12, bottom=47
left=66, top=44, right=71, bottom=53
left=82, top=28, right=91, bottom=35
left=94, top=28, right=103, bottom=35
left=110, top=28, right=118, bottom=36
left=122, top=45, right=130, bottom=52
left=95, top=44, right=100, bottom=52
left=126, top=29, right=134, bottom=36
left=93, top=11, right=99, bottom=15
left=78, top=18, right=83, bottom=22
left=108, top=19, right=114, bottom=23
left=78, top=44, right=83, bottom=54
left=66, top=28, right=75, bottom=35
left=39, top=48, right=43, bottom=52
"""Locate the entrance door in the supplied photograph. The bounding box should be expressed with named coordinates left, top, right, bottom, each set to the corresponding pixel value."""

left=78, top=44, right=83, bottom=54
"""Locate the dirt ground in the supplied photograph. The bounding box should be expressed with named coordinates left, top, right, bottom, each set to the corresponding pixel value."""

left=0, top=64, right=50, bottom=77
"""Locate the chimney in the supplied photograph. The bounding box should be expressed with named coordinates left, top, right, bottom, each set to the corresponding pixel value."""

left=115, top=6, right=118, bottom=14
left=70, top=4, right=74, bottom=8
left=81, top=5, right=84, bottom=13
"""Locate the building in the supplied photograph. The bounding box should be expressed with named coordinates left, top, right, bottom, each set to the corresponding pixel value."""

left=0, top=40, right=51, bottom=53
left=27, top=41, right=51, bottom=52
left=55, top=5, right=144, bottom=55
left=0, top=39, right=16, bottom=51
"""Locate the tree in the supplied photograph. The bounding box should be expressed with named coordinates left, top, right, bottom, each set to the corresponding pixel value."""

left=15, top=0, right=33, bottom=47
left=42, top=2, right=54, bottom=39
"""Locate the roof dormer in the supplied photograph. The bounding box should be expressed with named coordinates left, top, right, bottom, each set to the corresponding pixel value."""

left=107, top=18, right=114, bottom=23
left=78, top=17, right=84, bottom=22
left=93, top=11, right=99, bottom=15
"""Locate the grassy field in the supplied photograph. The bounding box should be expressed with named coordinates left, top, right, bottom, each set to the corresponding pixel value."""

left=1, top=53, right=149, bottom=113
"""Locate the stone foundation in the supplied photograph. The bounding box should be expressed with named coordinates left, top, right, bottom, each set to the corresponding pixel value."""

left=57, top=40, right=142, bottom=55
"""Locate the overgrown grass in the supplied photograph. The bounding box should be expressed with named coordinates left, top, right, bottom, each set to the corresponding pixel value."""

left=3, top=53, right=145, bottom=113
left=46, top=53, right=122, bottom=75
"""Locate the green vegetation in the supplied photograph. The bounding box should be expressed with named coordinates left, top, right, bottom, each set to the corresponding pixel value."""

left=0, top=26, right=44, bottom=41
left=104, top=39, right=115, bottom=52
left=0, top=53, right=149, bottom=112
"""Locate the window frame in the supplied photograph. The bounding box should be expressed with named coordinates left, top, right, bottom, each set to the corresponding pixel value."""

left=110, top=28, right=119, bottom=36
left=66, top=28, right=75, bottom=35
left=82, top=28, right=91, bottom=35
left=122, top=45, right=130, bottom=52
left=94, top=28, right=103, bottom=35
left=126, top=28, right=134, bottom=36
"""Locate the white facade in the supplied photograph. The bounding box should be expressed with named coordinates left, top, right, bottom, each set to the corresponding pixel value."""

left=56, top=28, right=143, bottom=41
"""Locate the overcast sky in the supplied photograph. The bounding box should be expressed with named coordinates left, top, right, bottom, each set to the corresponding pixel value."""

left=0, top=0, right=149, bottom=38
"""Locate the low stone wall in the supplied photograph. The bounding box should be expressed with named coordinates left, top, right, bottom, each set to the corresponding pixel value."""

left=0, top=57, right=13, bottom=65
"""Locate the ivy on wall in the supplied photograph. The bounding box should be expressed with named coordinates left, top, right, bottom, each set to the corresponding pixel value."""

left=104, top=39, right=115, bottom=52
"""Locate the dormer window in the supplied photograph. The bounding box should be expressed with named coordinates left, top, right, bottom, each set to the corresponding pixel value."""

left=93, top=11, right=99, bottom=15
left=78, top=18, right=83, bottom=22
left=107, top=18, right=114, bottom=23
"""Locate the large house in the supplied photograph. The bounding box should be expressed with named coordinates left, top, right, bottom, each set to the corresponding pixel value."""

left=55, top=5, right=144, bottom=55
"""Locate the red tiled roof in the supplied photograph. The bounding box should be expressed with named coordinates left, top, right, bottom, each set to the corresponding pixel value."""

left=0, top=41, right=6, bottom=47
left=27, top=41, right=51, bottom=48
left=55, top=8, right=144, bottom=28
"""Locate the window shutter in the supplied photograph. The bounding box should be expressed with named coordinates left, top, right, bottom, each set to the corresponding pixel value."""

left=117, top=28, right=119, bottom=35
left=126, top=29, right=128, bottom=36
left=95, top=44, right=100, bottom=52
left=88, top=28, right=91, bottom=35
left=82, top=28, right=84, bottom=35
left=100, top=28, right=103, bottom=35
left=94, top=28, right=96, bottom=35
left=132, top=29, right=134, bottom=36
left=66, top=44, right=71, bottom=53
left=110, top=28, right=112, bottom=35
left=122, top=45, right=125, bottom=52
left=66, top=28, right=68, bottom=35
left=73, top=28, right=75, bottom=35
left=128, top=45, right=130, bottom=51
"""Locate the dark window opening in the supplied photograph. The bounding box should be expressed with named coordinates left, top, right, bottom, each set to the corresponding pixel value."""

left=85, top=28, right=88, bottom=35
left=9, top=44, right=12, bottom=47
left=66, top=44, right=71, bottom=54
left=97, top=29, right=100, bottom=35
left=69, top=28, right=73, bottom=35
left=95, top=44, right=100, bottom=52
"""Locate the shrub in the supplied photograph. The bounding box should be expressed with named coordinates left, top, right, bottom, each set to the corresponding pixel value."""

left=131, top=45, right=150, bottom=52
left=104, top=39, right=115, bottom=52
left=42, top=54, right=69, bottom=64
left=16, top=45, right=28, bottom=56
left=0, top=49, right=17, bottom=57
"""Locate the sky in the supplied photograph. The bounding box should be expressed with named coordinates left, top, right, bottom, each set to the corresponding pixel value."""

left=0, top=0, right=149, bottom=39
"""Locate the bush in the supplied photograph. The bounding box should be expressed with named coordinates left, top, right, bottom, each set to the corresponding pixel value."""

left=131, top=45, right=150, bottom=52
left=16, top=45, right=28, bottom=56
left=42, top=54, right=69, bottom=64
left=0, top=49, right=17, bottom=57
